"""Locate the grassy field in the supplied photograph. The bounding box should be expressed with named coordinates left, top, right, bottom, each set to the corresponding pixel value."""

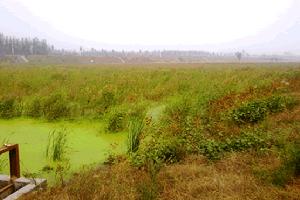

left=0, top=63, right=299, bottom=199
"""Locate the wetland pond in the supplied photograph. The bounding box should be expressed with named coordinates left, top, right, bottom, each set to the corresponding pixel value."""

left=0, top=119, right=126, bottom=184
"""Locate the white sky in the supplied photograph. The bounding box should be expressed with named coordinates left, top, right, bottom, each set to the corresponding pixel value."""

left=1, top=0, right=296, bottom=47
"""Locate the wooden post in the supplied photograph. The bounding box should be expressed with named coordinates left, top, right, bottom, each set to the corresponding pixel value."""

left=9, top=144, right=20, bottom=178
left=0, top=144, right=20, bottom=179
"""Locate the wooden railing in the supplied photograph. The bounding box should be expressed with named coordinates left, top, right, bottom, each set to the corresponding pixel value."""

left=0, top=144, right=20, bottom=179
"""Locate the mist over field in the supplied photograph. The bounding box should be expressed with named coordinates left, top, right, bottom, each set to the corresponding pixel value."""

left=1, top=0, right=300, bottom=54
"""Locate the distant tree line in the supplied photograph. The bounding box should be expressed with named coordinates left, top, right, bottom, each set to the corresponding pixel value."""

left=1, top=33, right=249, bottom=59
left=0, top=33, right=53, bottom=56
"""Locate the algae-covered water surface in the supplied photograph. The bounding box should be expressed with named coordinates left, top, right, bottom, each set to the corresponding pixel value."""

left=0, top=119, right=126, bottom=182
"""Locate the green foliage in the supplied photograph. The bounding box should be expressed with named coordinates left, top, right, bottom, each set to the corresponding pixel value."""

left=42, top=94, right=70, bottom=120
left=131, top=135, right=184, bottom=166
left=198, top=131, right=269, bottom=160
left=163, top=98, right=192, bottom=135
left=266, top=95, right=296, bottom=113
left=0, top=98, right=16, bottom=119
left=26, top=97, right=42, bottom=118
left=127, top=117, right=144, bottom=154
left=96, top=89, right=115, bottom=115
left=198, top=139, right=223, bottom=160
left=231, top=95, right=296, bottom=124
left=106, top=110, right=126, bottom=132
left=271, top=143, right=300, bottom=186
left=46, top=128, right=69, bottom=162
left=231, top=100, right=267, bottom=124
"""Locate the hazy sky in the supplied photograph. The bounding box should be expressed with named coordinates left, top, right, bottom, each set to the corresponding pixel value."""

left=1, top=0, right=300, bottom=52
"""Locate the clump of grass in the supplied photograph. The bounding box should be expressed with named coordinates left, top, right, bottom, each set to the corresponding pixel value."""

left=42, top=93, right=70, bottom=121
left=46, top=128, right=69, bottom=162
left=271, top=143, right=300, bottom=186
left=127, top=117, right=144, bottom=154
left=137, top=160, right=161, bottom=200
left=26, top=97, right=42, bottom=118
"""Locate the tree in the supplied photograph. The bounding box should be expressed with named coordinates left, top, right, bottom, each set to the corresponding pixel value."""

left=235, top=52, right=242, bottom=61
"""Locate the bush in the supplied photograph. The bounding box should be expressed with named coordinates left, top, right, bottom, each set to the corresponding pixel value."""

left=131, top=135, right=184, bottom=166
left=198, top=130, right=269, bottom=160
left=231, top=100, right=267, bottom=124
left=198, top=139, right=223, bottom=160
left=231, top=95, right=297, bottom=125
left=42, top=94, right=70, bottom=120
left=106, top=110, right=126, bottom=132
left=0, top=98, right=16, bottom=119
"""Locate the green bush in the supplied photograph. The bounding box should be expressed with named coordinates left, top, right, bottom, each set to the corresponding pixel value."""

left=0, top=98, right=16, bottom=119
left=198, top=130, right=269, bottom=160
left=42, top=94, right=70, bottom=121
left=198, top=139, right=223, bottom=160
left=231, top=100, right=267, bottom=124
left=231, top=95, right=297, bottom=125
left=106, top=110, right=126, bottom=132
left=131, top=135, right=184, bottom=166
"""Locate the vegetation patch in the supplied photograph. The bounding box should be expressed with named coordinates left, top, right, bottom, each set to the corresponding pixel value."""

left=231, top=95, right=296, bottom=124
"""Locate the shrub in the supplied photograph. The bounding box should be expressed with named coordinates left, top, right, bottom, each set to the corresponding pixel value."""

left=231, top=95, right=297, bottom=125
left=0, top=98, right=16, bottom=119
left=198, top=139, right=223, bottom=160
left=223, top=131, right=268, bottom=152
left=198, top=130, right=269, bottom=160
left=42, top=94, right=70, bottom=120
left=231, top=100, right=267, bottom=124
left=106, top=110, right=126, bottom=132
left=131, top=135, right=184, bottom=166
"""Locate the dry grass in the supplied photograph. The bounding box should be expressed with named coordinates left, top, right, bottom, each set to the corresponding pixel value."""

left=22, top=152, right=300, bottom=200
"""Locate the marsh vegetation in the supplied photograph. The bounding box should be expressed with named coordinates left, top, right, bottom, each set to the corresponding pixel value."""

left=0, top=63, right=299, bottom=199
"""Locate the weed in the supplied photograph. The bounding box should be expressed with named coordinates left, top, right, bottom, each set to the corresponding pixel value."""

left=231, top=100, right=267, bottom=124
left=0, top=98, right=16, bottom=119
left=26, top=97, right=42, bottom=118
left=42, top=93, right=70, bottom=121
left=127, top=117, right=144, bottom=154
left=106, top=110, right=126, bottom=132
left=45, top=128, right=69, bottom=162
left=271, top=143, right=300, bottom=186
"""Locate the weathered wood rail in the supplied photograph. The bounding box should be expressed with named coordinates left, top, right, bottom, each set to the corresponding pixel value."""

left=0, top=144, right=20, bottom=179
